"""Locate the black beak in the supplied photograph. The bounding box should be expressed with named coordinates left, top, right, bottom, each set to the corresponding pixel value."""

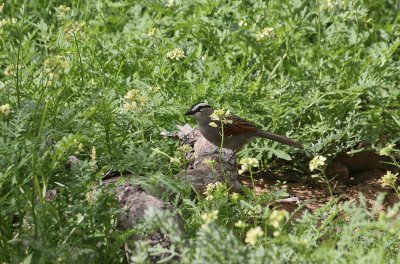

left=185, top=110, right=195, bottom=116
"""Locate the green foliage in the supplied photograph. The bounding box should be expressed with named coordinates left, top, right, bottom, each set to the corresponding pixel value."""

left=1, top=0, right=400, bottom=262
left=135, top=187, right=400, bottom=263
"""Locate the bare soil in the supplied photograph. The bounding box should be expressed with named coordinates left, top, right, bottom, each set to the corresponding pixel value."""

left=239, top=169, right=399, bottom=211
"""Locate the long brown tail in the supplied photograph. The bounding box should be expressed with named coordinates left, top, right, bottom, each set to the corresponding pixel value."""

left=257, top=130, right=303, bottom=149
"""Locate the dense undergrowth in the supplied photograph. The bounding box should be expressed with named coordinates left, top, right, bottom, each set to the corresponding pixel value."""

left=1, top=0, right=400, bottom=263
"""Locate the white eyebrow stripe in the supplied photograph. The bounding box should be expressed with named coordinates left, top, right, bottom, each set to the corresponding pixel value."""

left=191, top=103, right=209, bottom=112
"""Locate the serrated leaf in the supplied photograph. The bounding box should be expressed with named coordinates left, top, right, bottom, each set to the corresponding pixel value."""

left=272, top=149, right=292, bottom=161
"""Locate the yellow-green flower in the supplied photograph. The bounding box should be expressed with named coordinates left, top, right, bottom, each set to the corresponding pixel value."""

left=85, top=188, right=99, bottom=205
left=137, top=95, right=148, bottom=106
left=166, top=47, right=185, bottom=61
left=238, top=158, right=259, bottom=174
left=230, top=192, right=240, bottom=203
left=55, top=5, right=71, bottom=19
left=73, top=140, right=84, bottom=155
left=0, top=18, right=17, bottom=28
left=65, top=22, right=84, bottom=41
left=309, top=155, right=327, bottom=172
left=0, top=104, right=11, bottom=116
left=165, top=0, right=174, bottom=7
left=123, top=90, right=147, bottom=111
left=381, top=171, right=398, bottom=188
left=203, top=182, right=224, bottom=196
left=123, top=102, right=137, bottom=111
left=178, top=144, right=192, bottom=154
left=247, top=205, right=263, bottom=216
left=238, top=20, right=248, bottom=27
left=321, top=0, right=335, bottom=9
left=210, top=109, right=230, bottom=121
left=43, top=56, right=70, bottom=84
left=4, top=64, right=20, bottom=77
left=203, top=158, right=216, bottom=168
left=209, top=122, right=218, bottom=128
left=379, top=144, right=395, bottom=157
left=269, top=209, right=289, bottom=228
left=57, top=5, right=70, bottom=13
left=124, top=90, right=139, bottom=100
left=234, top=220, right=248, bottom=228
left=147, top=27, right=157, bottom=37
left=256, top=27, right=274, bottom=41
left=240, top=158, right=259, bottom=167
left=90, top=146, right=97, bottom=161
left=201, top=210, right=219, bottom=226
left=245, top=226, right=264, bottom=245
left=169, top=157, right=180, bottom=164
left=149, top=85, right=161, bottom=94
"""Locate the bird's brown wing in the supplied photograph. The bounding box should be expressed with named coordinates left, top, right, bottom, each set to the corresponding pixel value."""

left=223, top=115, right=258, bottom=136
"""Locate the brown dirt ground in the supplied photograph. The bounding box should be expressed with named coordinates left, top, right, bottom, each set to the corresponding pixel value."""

left=240, top=169, right=399, bottom=214
left=240, top=149, right=400, bottom=214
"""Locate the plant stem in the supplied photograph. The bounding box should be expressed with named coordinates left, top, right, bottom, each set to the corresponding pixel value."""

left=219, top=122, right=228, bottom=183
left=321, top=172, right=333, bottom=197
left=249, top=167, right=255, bottom=191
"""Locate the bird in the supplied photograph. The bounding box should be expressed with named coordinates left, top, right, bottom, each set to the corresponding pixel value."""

left=185, top=102, right=303, bottom=151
